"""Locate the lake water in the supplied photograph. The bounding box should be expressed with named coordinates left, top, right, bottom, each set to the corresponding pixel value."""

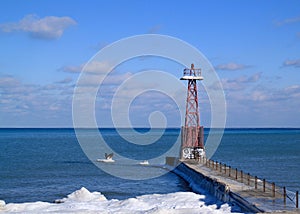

left=0, top=128, right=299, bottom=204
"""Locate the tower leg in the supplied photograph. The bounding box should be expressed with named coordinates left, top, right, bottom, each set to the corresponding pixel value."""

left=181, top=126, right=205, bottom=160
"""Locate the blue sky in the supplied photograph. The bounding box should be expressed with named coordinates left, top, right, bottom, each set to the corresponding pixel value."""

left=0, top=0, right=300, bottom=127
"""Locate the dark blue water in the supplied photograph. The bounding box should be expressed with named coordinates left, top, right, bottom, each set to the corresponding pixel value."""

left=0, top=128, right=299, bottom=203
left=0, top=128, right=189, bottom=203
left=211, top=128, right=300, bottom=192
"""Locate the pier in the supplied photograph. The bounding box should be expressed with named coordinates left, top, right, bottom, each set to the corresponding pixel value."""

left=166, top=157, right=299, bottom=213
left=175, top=64, right=299, bottom=212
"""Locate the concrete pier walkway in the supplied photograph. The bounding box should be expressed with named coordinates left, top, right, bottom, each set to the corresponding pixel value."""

left=187, top=162, right=298, bottom=213
left=166, top=158, right=300, bottom=213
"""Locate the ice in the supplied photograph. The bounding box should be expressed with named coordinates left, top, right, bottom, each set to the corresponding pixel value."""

left=54, top=187, right=107, bottom=203
left=0, top=187, right=240, bottom=213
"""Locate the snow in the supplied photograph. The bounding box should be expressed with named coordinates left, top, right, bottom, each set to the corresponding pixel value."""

left=0, top=187, right=241, bottom=213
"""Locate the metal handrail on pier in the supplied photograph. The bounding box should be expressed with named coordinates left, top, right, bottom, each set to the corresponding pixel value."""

left=197, top=157, right=299, bottom=209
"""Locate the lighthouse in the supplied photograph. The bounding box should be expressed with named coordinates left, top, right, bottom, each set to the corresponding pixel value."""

left=180, top=64, right=205, bottom=160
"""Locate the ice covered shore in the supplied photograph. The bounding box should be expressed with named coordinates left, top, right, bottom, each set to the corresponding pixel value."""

left=0, top=187, right=239, bottom=213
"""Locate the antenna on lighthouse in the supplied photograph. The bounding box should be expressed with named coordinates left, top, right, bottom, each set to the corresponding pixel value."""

left=180, top=64, right=205, bottom=160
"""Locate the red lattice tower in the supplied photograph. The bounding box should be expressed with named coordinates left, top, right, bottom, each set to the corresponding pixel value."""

left=180, top=64, right=205, bottom=159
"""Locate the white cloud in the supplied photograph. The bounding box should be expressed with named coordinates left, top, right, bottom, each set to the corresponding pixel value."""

left=217, top=72, right=262, bottom=91
left=41, top=84, right=65, bottom=91
left=235, top=72, right=261, bottom=83
left=229, top=83, right=300, bottom=103
left=1, top=70, right=299, bottom=127
left=0, top=14, right=76, bottom=39
left=282, top=59, right=300, bottom=68
left=284, top=85, right=300, bottom=98
left=104, top=72, right=132, bottom=85
left=275, top=16, right=300, bottom=26
left=215, top=62, right=251, bottom=71
left=61, top=65, right=82, bottom=73
left=49, top=103, right=61, bottom=111
left=0, top=74, right=74, bottom=126
left=61, top=61, right=112, bottom=74
left=223, top=82, right=300, bottom=127
left=0, top=75, right=38, bottom=95
left=221, top=79, right=245, bottom=91
left=84, top=61, right=112, bottom=73
left=251, top=90, right=268, bottom=101
left=74, top=72, right=133, bottom=89
left=147, top=25, right=162, bottom=34
left=55, top=77, right=73, bottom=84
left=0, top=75, right=20, bottom=87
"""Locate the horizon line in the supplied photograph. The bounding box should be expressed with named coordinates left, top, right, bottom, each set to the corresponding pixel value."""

left=1, top=127, right=300, bottom=129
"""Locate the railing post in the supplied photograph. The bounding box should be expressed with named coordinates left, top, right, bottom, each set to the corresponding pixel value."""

left=220, top=162, right=222, bottom=172
left=272, top=182, right=275, bottom=197
left=216, top=161, right=218, bottom=171
left=228, top=166, right=231, bottom=177
left=296, top=191, right=298, bottom=208
left=224, top=164, right=227, bottom=174
left=283, top=187, right=286, bottom=205
left=255, top=176, right=257, bottom=189
left=235, top=168, right=238, bottom=180
left=263, top=179, right=266, bottom=192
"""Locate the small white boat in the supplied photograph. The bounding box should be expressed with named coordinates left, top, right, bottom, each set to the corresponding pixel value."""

left=97, top=153, right=115, bottom=163
left=96, top=158, right=115, bottom=163
left=139, top=160, right=149, bottom=165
